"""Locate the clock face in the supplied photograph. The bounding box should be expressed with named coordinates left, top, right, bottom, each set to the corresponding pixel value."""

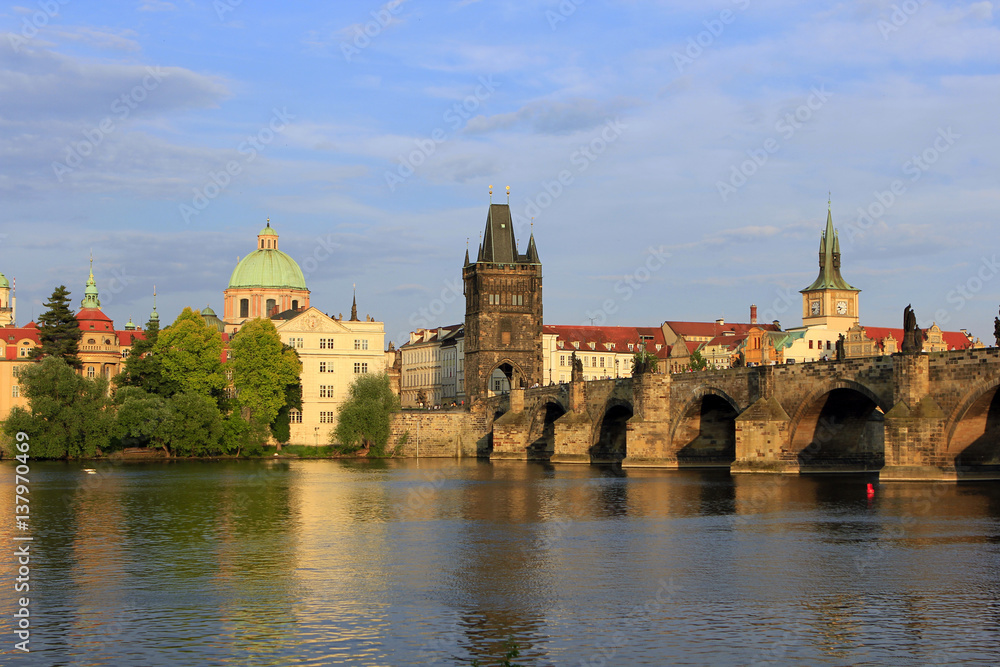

left=810, top=301, right=820, bottom=316
left=836, top=300, right=848, bottom=315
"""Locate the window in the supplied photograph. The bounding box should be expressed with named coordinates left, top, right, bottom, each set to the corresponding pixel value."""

left=628, top=343, right=634, bottom=351
left=809, top=340, right=814, bottom=349
left=320, top=385, right=334, bottom=398
left=18, top=346, right=29, bottom=358
left=319, top=362, right=327, bottom=373
left=289, top=337, right=303, bottom=348
left=320, top=411, right=335, bottom=424
left=560, top=355, right=565, bottom=366
left=292, top=300, right=298, bottom=311
left=12, top=385, right=18, bottom=398
left=354, top=362, right=368, bottom=374
left=121, top=349, right=130, bottom=359
left=320, top=338, right=332, bottom=349
left=87, top=367, right=95, bottom=378
left=289, top=409, right=302, bottom=424
left=266, top=298, right=277, bottom=316
left=826, top=341, right=831, bottom=350
left=354, top=339, right=368, bottom=350
left=240, top=298, right=249, bottom=318
left=591, top=357, right=597, bottom=367
left=226, top=350, right=232, bottom=360
left=600, top=357, right=605, bottom=367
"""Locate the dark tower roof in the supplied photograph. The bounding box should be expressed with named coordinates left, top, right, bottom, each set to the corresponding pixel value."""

left=476, top=204, right=540, bottom=265
left=801, top=208, right=858, bottom=293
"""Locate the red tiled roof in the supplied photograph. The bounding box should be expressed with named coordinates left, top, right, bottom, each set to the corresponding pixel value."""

left=704, top=333, right=747, bottom=350
left=860, top=326, right=976, bottom=351
left=544, top=324, right=669, bottom=358
left=664, top=320, right=780, bottom=338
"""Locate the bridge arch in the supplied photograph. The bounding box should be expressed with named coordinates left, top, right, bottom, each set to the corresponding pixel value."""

left=945, top=377, right=1000, bottom=469
left=526, top=397, right=569, bottom=460
left=484, top=358, right=526, bottom=397
left=590, top=397, right=634, bottom=464
left=670, top=386, right=740, bottom=466
left=788, top=379, right=888, bottom=470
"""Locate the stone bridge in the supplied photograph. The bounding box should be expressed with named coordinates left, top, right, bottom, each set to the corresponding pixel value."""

left=479, top=348, right=1000, bottom=481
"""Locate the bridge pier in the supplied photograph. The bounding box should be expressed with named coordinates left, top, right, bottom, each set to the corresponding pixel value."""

left=622, top=373, right=675, bottom=468
left=490, top=388, right=531, bottom=460
left=550, top=378, right=591, bottom=464
left=880, top=354, right=954, bottom=481
left=731, top=397, right=799, bottom=473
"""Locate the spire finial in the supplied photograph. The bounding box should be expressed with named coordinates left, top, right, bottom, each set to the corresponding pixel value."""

left=266, top=217, right=270, bottom=227
left=489, top=185, right=493, bottom=203
left=531, top=217, right=534, bottom=232
left=506, top=185, right=510, bottom=204
left=828, top=191, right=831, bottom=211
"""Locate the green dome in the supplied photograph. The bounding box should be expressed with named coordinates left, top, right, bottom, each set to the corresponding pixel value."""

left=259, top=225, right=278, bottom=236
left=228, top=249, right=307, bottom=290
left=202, top=305, right=217, bottom=317
left=0, top=273, right=8, bottom=288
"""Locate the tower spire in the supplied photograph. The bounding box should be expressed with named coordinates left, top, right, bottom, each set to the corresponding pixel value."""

left=81, top=253, right=101, bottom=310
left=149, top=285, right=159, bottom=324
left=350, top=283, right=359, bottom=321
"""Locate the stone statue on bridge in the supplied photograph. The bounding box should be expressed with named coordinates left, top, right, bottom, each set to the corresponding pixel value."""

left=994, top=308, right=1000, bottom=347
left=836, top=334, right=845, bottom=361
left=571, top=352, right=584, bottom=383
left=901, top=304, right=921, bottom=355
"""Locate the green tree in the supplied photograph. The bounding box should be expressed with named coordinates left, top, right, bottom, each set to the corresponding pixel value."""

left=32, top=285, right=83, bottom=369
left=112, top=386, right=169, bottom=450
left=631, top=348, right=659, bottom=375
left=689, top=348, right=708, bottom=371
left=155, top=307, right=225, bottom=401
left=2, top=357, right=113, bottom=458
left=114, top=315, right=178, bottom=398
left=230, top=318, right=302, bottom=428
left=333, top=373, right=400, bottom=456
left=160, top=392, right=224, bottom=457
left=270, top=380, right=302, bottom=446
left=221, top=412, right=268, bottom=457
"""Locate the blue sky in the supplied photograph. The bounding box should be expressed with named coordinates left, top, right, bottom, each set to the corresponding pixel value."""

left=1, top=0, right=998, bottom=346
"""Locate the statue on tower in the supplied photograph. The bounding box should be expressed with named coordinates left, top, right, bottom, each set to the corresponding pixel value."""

left=901, top=304, right=921, bottom=355
left=993, top=307, right=1000, bottom=347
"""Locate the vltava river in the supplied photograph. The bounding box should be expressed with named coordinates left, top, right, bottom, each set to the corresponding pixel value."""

left=2, top=459, right=1000, bottom=665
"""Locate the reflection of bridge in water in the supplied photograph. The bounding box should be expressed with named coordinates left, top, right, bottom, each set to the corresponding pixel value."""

left=479, top=348, right=1000, bottom=481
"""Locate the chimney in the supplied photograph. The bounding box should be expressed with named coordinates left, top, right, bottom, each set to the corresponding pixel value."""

left=715, top=318, right=725, bottom=327
left=750, top=304, right=758, bottom=325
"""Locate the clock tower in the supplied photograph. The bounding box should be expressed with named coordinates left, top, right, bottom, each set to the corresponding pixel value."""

left=800, top=205, right=860, bottom=330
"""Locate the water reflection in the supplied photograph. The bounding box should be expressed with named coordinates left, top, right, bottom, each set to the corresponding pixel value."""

left=0, top=460, right=999, bottom=665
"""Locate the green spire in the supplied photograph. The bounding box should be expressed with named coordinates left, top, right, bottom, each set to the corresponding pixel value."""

left=801, top=206, right=857, bottom=293
left=150, top=285, right=159, bottom=323
left=81, top=254, right=101, bottom=310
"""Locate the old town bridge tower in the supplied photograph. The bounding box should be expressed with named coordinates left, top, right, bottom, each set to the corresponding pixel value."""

left=463, top=201, right=543, bottom=403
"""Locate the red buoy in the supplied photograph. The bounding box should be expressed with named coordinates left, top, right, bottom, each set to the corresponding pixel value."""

left=866, top=482, right=875, bottom=498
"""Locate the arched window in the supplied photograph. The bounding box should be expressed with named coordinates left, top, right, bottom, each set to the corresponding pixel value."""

left=240, top=299, right=249, bottom=318
left=266, top=298, right=276, bottom=315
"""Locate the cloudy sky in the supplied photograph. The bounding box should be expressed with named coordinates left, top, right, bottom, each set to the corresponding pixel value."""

left=1, top=0, right=998, bottom=346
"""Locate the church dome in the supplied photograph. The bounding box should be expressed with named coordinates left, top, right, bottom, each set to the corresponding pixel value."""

left=227, top=222, right=307, bottom=290
left=0, top=273, right=9, bottom=289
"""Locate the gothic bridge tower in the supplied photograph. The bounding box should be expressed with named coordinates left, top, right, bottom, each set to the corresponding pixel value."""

left=463, top=197, right=542, bottom=403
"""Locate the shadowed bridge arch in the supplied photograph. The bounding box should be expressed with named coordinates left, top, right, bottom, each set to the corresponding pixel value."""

left=788, top=381, right=886, bottom=470
left=671, top=388, right=740, bottom=466
left=591, top=398, right=634, bottom=464
left=947, top=379, right=1000, bottom=471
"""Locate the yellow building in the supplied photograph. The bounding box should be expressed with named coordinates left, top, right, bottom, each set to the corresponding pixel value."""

left=272, top=305, right=385, bottom=445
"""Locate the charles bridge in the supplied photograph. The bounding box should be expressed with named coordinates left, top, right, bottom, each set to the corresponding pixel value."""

left=393, top=347, right=1000, bottom=481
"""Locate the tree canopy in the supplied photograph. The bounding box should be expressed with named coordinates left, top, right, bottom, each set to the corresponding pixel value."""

left=333, top=373, right=399, bottom=456
left=114, top=315, right=178, bottom=397
left=155, top=307, right=225, bottom=400
left=33, top=285, right=83, bottom=369
left=230, top=318, right=302, bottom=428
left=2, top=356, right=113, bottom=458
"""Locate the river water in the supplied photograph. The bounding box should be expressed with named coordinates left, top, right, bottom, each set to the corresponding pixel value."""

left=2, top=459, right=1000, bottom=666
